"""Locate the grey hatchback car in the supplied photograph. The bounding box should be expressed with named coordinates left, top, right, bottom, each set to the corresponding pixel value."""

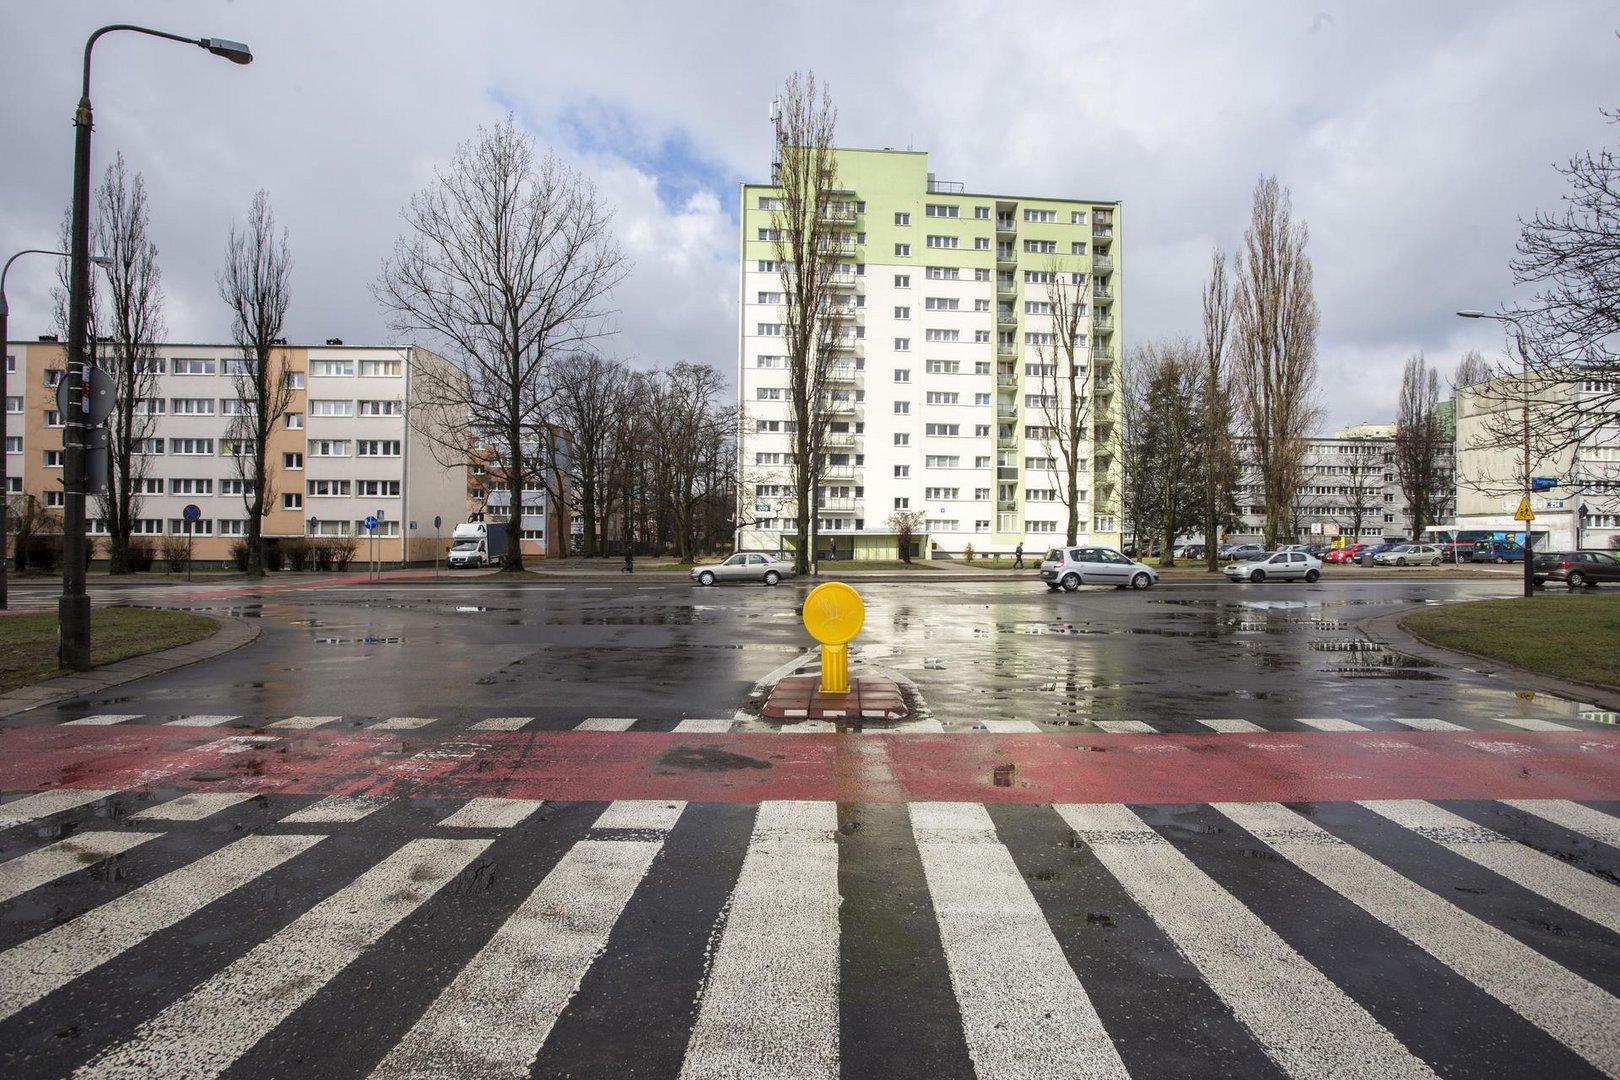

left=1039, top=546, right=1159, bottom=591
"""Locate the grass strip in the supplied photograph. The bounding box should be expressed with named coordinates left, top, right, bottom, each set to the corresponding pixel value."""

left=0, top=608, right=219, bottom=694
left=1401, top=596, right=1620, bottom=689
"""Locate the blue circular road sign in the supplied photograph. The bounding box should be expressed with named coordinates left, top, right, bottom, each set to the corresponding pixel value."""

left=364, top=515, right=378, bottom=531
left=182, top=504, right=201, bottom=523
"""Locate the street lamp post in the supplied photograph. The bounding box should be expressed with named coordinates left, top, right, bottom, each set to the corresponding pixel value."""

left=1457, top=309, right=1535, bottom=599
left=60, top=24, right=251, bottom=669
left=1, top=248, right=111, bottom=611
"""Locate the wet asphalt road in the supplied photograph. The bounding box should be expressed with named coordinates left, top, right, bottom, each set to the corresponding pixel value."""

left=11, top=571, right=1612, bottom=728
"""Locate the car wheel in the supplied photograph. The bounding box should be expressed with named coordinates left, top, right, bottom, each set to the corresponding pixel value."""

left=698, top=570, right=716, bottom=586
left=1431, top=558, right=1441, bottom=566
left=1532, top=577, right=1546, bottom=586
left=1305, top=568, right=1321, bottom=583
left=1497, top=557, right=1507, bottom=564
left=1567, top=571, right=1585, bottom=588
left=1130, top=572, right=1152, bottom=590
left=1395, top=557, right=1407, bottom=566
left=1061, top=572, right=1080, bottom=592
left=1250, top=569, right=1265, bottom=583
left=764, top=570, right=780, bottom=585
left=1046, top=583, right=1061, bottom=591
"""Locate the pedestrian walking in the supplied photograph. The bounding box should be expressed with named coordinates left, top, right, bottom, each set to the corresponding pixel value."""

left=1013, top=542, right=1024, bottom=569
left=622, top=547, right=634, bottom=574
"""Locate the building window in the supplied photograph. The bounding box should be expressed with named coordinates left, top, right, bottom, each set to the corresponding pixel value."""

left=169, top=478, right=213, bottom=495
left=357, top=479, right=401, bottom=497
left=894, top=212, right=910, bottom=226
left=283, top=452, right=303, bottom=469
left=356, top=439, right=401, bottom=456
left=45, top=410, right=62, bottom=427
left=757, top=387, right=782, bottom=400
left=894, top=368, right=910, bottom=382
left=283, top=370, right=305, bottom=389
left=4, top=397, right=21, bottom=413
left=44, top=449, right=64, bottom=468
left=283, top=493, right=303, bottom=510
left=170, top=398, right=215, bottom=415
left=1072, top=241, right=1088, bottom=256
left=44, top=491, right=65, bottom=508
left=926, top=360, right=961, bottom=374
left=894, top=243, right=911, bottom=258
left=172, top=357, right=217, bottom=375
left=1071, top=210, right=1087, bottom=224
left=894, top=274, right=910, bottom=288
left=925, top=204, right=960, bottom=218
left=310, top=399, right=354, bottom=416
left=307, top=479, right=353, bottom=496
left=894, top=433, right=910, bottom=446
left=894, top=402, right=911, bottom=415
left=221, top=479, right=255, bottom=495
left=926, top=392, right=959, bottom=405
left=285, top=412, right=304, bottom=429
left=894, top=338, right=910, bottom=352
left=1023, top=240, right=1057, bottom=254
left=925, top=266, right=959, bottom=280
left=925, top=329, right=961, bottom=342
left=310, top=359, right=356, bottom=376
left=894, top=498, right=910, bottom=509
left=757, top=323, right=784, bottom=337
left=169, top=438, right=214, bottom=455
left=925, top=423, right=961, bottom=436
left=925, top=297, right=960, bottom=311
left=925, top=235, right=959, bottom=249
left=894, top=306, right=910, bottom=320
left=309, top=440, right=350, bottom=457
left=1023, top=209, right=1057, bottom=223
left=3, top=436, right=19, bottom=453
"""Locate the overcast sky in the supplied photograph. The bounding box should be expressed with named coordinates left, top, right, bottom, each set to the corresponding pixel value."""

left=4, top=1, right=1615, bottom=432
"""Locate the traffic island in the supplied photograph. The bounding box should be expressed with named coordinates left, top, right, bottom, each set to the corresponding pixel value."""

left=761, top=673, right=909, bottom=722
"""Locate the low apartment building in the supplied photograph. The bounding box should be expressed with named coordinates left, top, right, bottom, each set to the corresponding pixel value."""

left=3, top=338, right=467, bottom=564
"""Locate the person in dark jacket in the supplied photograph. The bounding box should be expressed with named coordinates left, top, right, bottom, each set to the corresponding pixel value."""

left=1013, top=543, right=1024, bottom=568
left=622, top=547, right=634, bottom=573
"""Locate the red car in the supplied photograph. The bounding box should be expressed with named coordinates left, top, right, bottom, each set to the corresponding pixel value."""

left=1324, top=544, right=1367, bottom=564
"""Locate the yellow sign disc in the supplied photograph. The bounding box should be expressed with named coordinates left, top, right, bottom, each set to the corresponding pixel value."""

left=1513, top=496, right=1535, bottom=522
left=802, top=581, right=865, bottom=645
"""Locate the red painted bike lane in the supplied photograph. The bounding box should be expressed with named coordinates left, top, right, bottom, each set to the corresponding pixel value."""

left=3, top=725, right=1618, bottom=805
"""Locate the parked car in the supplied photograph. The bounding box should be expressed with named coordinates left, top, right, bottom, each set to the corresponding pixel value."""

left=1182, top=544, right=1206, bottom=561
left=1374, top=543, right=1444, bottom=566
left=1532, top=550, right=1620, bottom=588
left=1436, top=540, right=1473, bottom=562
left=1223, top=550, right=1323, bottom=583
left=1039, top=546, right=1159, bottom=591
left=690, top=552, right=795, bottom=586
left=1221, top=543, right=1265, bottom=560
left=1472, top=540, right=1526, bottom=564
left=1359, top=543, right=1400, bottom=564
left=1324, top=544, right=1367, bottom=565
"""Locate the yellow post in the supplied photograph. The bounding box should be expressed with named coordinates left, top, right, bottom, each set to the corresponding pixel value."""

left=801, top=581, right=865, bottom=695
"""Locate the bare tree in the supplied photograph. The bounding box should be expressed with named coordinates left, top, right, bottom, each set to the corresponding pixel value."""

left=547, top=351, right=628, bottom=558
left=1034, top=270, right=1093, bottom=544
left=887, top=509, right=925, bottom=564
left=217, top=189, right=294, bottom=577
left=1393, top=354, right=1454, bottom=542
left=1230, top=175, right=1321, bottom=548
left=642, top=363, right=734, bottom=562
left=376, top=116, right=627, bottom=570
left=1452, top=348, right=1491, bottom=392
left=769, top=71, right=842, bottom=574
left=1199, top=248, right=1240, bottom=570
left=1340, top=438, right=1384, bottom=544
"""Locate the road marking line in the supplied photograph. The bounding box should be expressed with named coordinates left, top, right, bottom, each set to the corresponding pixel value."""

left=438, top=798, right=544, bottom=830
left=1391, top=717, right=1467, bottom=731
left=1295, top=717, right=1369, bottom=731
left=1495, top=717, right=1575, bottom=731
left=62, top=714, right=142, bottom=726
left=890, top=718, right=946, bottom=733
left=470, top=716, right=534, bottom=731
left=1094, top=720, right=1155, bottom=733
left=371, top=716, right=437, bottom=730
left=1501, top=799, right=1620, bottom=845
left=672, top=718, right=734, bottom=733
left=1193, top=718, right=1267, bottom=733
left=372, top=803, right=680, bottom=1079
left=589, top=800, right=685, bottom=832
left=679, top=801, right=840, bottom=1080
left=0, top=831, right=159, bottom=904
left=0, top=789, right=119, bottom=828
left=280, top=796, right=393, bottom=824
left=911, top=802, right=1130, bottom=1079
left=267, top=715, right=342, bottom=730
left=162, top=715, right=241, bottom=727
left=1219, top=801, right=1620, bottom=1078
left=781, top=720, right=838, bottom=733
left=77, top=837, right=491, bottom=1080
left=0, top=833, right=323, bottom=1021
left=1359, top=800, right=1620, bottom=936
left=975, top=719, right=1042, bottom=733
left=130, top=793, right=257, bottom=822
left=1059, top=803, right=1437, bottom=1080
left=576, top=717, right=637, bottom=731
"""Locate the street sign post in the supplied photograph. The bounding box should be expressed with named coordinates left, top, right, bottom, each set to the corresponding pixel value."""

left=1530, top=477, right=1558, bottom=492
left=182, top=503, right=201, bottom=582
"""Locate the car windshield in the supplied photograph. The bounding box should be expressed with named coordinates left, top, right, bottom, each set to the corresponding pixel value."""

left=450, top=540, right=479, bottom=550
left=1045, top=549, right=1064, bottom=562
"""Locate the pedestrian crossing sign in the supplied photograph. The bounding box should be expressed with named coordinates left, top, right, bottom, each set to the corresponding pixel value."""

left=1513, top=496, right=1534, bottom=522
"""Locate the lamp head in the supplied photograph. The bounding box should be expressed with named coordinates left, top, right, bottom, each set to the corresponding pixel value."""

left=1456, top=310, right=1485, bottom=319
left=90, top=255, right=113, bottom=269
left=198, top=37, right=252, bottom=64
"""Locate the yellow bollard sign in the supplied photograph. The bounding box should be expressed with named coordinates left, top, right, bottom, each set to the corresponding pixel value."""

left=802, top=581, right=865, bottom=694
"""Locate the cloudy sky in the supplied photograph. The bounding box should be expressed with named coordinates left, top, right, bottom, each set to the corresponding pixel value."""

left=4, top=1, right=1615, bottom=431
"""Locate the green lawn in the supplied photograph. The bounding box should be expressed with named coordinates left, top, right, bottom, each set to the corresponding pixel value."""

left=1401, top=596, right=1620, bottom=689
left=0, top=608, right=219, bottom=694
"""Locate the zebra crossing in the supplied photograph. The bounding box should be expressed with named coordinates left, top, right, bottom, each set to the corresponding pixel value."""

left=30, top=711, right=1609, bottom=734
left=2, top=786, right=1616, bottom=1079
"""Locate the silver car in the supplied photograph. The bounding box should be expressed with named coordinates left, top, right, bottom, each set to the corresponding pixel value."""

left=1224, top=550, right=1323, bottom=583
left=691, top=552, right=795, bottom=586
left=1039, top=546, right=1158, bottom=591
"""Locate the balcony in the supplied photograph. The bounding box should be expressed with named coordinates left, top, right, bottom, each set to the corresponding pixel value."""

left=995, top=248, right=1018, bottom=266
left=818, top=204, right=858, bottom=224
left=996, top=344, right=1017, bottom=358
left=1092, top=255, right=1113, bottom=274
left=823, top=465, right=857, bottom=480
left=827, top=305, right=859, bottom=319
left=996, top=408, right=1019, bottom=421
left=828, top=274, right=859, bottom=289
left=995, top=218, right=1017, bottom=235
left=996, top=311, right=1018, bottom=327
left=819, top=498, right=857, bottom=513
left=817, top=241, right=857, bottom=257
left=1091, top=346, right=1115, bottom=363
left=995, top=275, right=1017, bottom=295
left=824, top=431, right=857, bottom=447
left=997, top=466, right=1018, bottom=481
left=1092, top=226, right=1113, bottom=242
left=1092, top=287, right=1113, bottom=302
left=1092, top=317, right=1114, bottom=332
left=927, top=178, right=965, bottom=194
left=997, top=500, right=1017, bottom=513
left=827, top=362, right=859, bottom=382
left=996, top=374, right=1018, bottom=388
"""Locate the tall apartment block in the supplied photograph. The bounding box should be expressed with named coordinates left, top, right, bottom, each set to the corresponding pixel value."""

left=2, top=339, right=469, bottom=564
left=736, top=148, right=1122, bottom=559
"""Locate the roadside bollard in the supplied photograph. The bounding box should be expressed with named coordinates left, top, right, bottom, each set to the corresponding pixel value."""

left=802, top=581, right=865, bottom=694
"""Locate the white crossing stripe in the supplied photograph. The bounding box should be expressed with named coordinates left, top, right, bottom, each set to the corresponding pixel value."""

left=671, top=718, right=734, bottom=733
left=162, top=715, right=241, bottom=727
left=0, top=788, right=118, bottom=828
left=1358, top=800, right=1620, bottom=936
left=576, top=717, right=637, bottom=731
left=77, top=837, right=492, bottom=1080
left=1194, top=717, right=1266, bottom=733
left=781, top=720, right=838, bottom=733
left=267, top=715, right=342, bottom=730
left=130, top=793, right=257, bottom=822
left=438, top=798, right=544, bottom=830
left=1502, top=799, right=1620, bottom=845
left=280, top=796, right=393, bottom=824
left=1094, top=720, right=1155, bottom=733
left=0, top=833, right=323, bottom=1021
left=1392, top=717, right=1467, bottom=731
left=590, top=800, right=685, bottom=832
left=1219, top=801, right=1620, bottom=1077
left=1295, top=717, right=1369, bottom=731
left=1495, top=717, right=1575, bottom=731
left=0, top=831, right=159, bottom=904
left=911, top=802, right=1130, bottom=1079
left=1059, top=803, right=1437, bottom=1079
left=469, top=716, right=534, bottom=731
left=63, top=714, right=142, bottom=726
left=371, top=802, right=683, bottom=1079
left=890, top=718, right=947, bottom=733
left=976, top=719, right=1042, bottom=733
left=371, top=716, right=437, bottom=730
left=679, top=801, right=840, bottom=1080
